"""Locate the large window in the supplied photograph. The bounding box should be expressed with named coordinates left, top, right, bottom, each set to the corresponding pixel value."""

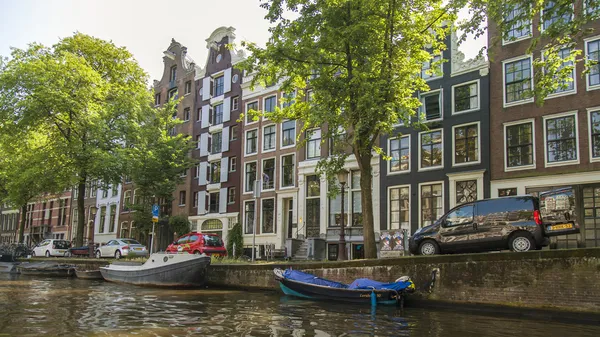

left=282, top=120, right=296, bottom=147
left=453, top=81, right=479, bottom=113
left=262, top=199, right=275, bottom=233
left=170, top=66, right=176, bottom=82
left=545, top=114, right=577, bottom=164
left=246, top=101, right=258, bottom=124
left=264, top=95, right=277, bottom=113
left=421, top=183, right=443, bottom=227
left=246, top=130, right=257, bottom=155
left=282, top=91, right=296, bottom=108
left=506, top=121, right=534, bottom=168
left=109, top=205, right=116, bottom=232
left=587, top=38, right=600, bottom=88
left=208, top=192, right=219, bottom=213
left=454, top=123, right=479, bottom=165
left=420, top=91, right=442, bottom=121
left=245, top=162, right=257, bottom=193
left=328, top=176, right=348, bottom=228
left=504, top=4, right=531, bottom=42
left=389, top=136, right=410, bottom=173
left=228, top=188, right=235, bottom=204
left=179, top=191, right=186, bottom=206
left=262, top=158, right=275, bottom=190
left=504, top=57, right=532, bottom=104
left=350, top=171, right=362, bottom=227
left=306, top=128, right=321, bottom=159
left=282, top=154, right=295, bottom=188
left=263, top=125, right=276, bottom=151
left=210, top=161, right=221, bottom=184
left=542, top=1, right=572, bottom=31
left=547, top=48, right=575, bottom=95
left=245, top=201, right=255, bottom=234
left=185, top=81, right=192, bottom=95
left=212, top=104, right=223, bottom=125
left=211, top=131, right=222, bottom=154
left=123, top=190, right=131, bottom=211
left=214, top=75, right=224, bottom=96
left=591, top=110, right=600, bottom=160
left=305, top=175, right=321, bottom=237
left=421, top=54, right=442, bottom=80
left=420, top=130, right=443, bottom=169
left=99, top=206, right=106, bottom=233
left=390, top=186, right=410, bottom=230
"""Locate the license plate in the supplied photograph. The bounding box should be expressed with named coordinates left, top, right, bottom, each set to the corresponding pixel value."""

left=548, top=223, right=573, bottom=231
left=57, top=250, right=65, bottom=253
left=134, top=248, right=142, bottom=251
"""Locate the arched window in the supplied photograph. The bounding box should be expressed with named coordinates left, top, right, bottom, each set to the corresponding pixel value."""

left=201, top=219, right=223, bottom=231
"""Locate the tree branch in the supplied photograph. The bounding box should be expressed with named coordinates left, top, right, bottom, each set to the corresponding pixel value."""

left=275, top=49, right=347, bottom=68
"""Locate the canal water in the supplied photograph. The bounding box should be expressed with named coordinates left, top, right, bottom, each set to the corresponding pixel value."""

left=1, top=274, right=599, bottom=337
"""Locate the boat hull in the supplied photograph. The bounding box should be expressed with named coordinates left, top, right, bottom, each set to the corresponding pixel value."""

left=75, top=269, right=103, bottom=280
left=0, top=262, right=19, bottom=274
left=17, top=263, right=75, bottom=277
left=278, top=278, right=400, bottom=305
left=100, top=253, right=210, bottom=287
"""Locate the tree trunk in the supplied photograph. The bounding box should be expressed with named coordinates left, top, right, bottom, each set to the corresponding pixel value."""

left=75, top=175, right=87, bottom=247
left=357, top=151, right=378, bottom=259
left=18, top=204, right=27, bottom=243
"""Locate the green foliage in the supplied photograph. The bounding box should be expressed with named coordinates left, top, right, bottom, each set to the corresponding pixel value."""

left=169, top=215, right=191, bottom=237
left=226, top=222, right=244, bottom=258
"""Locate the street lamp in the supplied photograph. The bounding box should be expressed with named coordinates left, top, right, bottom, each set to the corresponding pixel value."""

left=337, top=169, right=348, bottom=261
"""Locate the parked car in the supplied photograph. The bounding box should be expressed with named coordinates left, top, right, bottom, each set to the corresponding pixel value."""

left=95, top=239, right=148, bottom=259
left=32, top=239, right=71, bottom=257
left=166, top=232, right=227, bottom=257
left=409, top=195, right=580, bottom=255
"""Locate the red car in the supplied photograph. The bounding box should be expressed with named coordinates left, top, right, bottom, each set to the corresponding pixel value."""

left=166, top=232, right=227, bottom=257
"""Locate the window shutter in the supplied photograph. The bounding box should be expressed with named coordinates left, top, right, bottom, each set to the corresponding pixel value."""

left=219, top=188, right=228, bottom=213
left=202, top=77, right=211, bottom=101
left=199, top=162, right=208, bottom=186
left=224, top=68, right=232, bottom=93
left=197, top=191, right=206, bottom=215
left=200, top=133, right=209, bottom=157
left=220, top=157, right=229, bottom=183
left=221, top=126, right=230, bottom=152
left=223, top=97, right=231, bottom=122
left=201, top=105, right=210, bottom=128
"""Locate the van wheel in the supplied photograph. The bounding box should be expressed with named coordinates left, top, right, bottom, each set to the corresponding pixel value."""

left=509, top=233, right=535, bottom=252
left=45, top=251, right=50, bottom=258
left=418, top=240, right=440, bottom=255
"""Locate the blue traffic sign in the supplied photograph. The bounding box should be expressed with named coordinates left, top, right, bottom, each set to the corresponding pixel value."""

left=152, top=204, right=159, bottom=217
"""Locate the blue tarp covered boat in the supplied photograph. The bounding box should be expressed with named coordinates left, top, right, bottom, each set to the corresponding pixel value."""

left=274, top=268, right=414, bottom=306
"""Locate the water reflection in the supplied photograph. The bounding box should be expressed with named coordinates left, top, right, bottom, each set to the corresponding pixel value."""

left=1, top=274, right=599, bottom=336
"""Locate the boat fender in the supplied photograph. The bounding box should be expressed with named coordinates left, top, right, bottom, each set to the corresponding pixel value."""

left=163, top=256, right=168, bottom=262
left=370, top=290, right=377, bottom=307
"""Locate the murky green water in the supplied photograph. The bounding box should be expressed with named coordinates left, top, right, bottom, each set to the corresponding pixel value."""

left=0, top=273, right=599, bottom=336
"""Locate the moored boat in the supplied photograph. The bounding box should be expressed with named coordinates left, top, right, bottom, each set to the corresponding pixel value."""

left=0, top=262, right=20, bottom=274
left=99, top=252, right=210, bottom=287
left=17, top=262, right=76, bottom=277
left=274, top=268, right=414, bottom=306
left=75, top=269, right=103, bottom=280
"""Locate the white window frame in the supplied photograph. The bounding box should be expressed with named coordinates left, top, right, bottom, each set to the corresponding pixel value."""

left=587, top=107, right=600, bottom=163
left=245, top=100, right=259, bottom=125
left=387, top=184, right=411, bottom=231
left=244, top=128, right=259, bottom=157
left=260, top=197, right=276, bottom=234
left=503, top=118, right=536, bottom=172
left=179, top=191, right=186, bottom=207
left=418, top=128, right=444, bottom=172
left=306, top=128, right=322, bottom=160
left=422, top=54, right=443, bottom=81
left=388, top=135, right=410, bottom=175
left=502, top=4, right=533, bottom=46
left=261, top=157, right=277, bottom=192
left=540, top=1, right=574, bottom=32
left=542, top=47, right=577, bottom=99
left=262, top=124, right=277, bottom=153
left=417, top=181, right=445, bottom=230
left=232, top=96, right=239, bottom=111
left=262, top=95, right=277, bottom=122
left=243, top=160, right=258, bottom=195
left=418, top=89, right=443, bottom=122
left=451, top=79, right=480, bottom=115
left=543, top=111, right=580, bottom=168
left=585, top=0, right=600, bottom=16
left=243, top=200, right=256, bottom=235
left=280, top=120, right=296, bottom=149
left=279, top=153, right=296, bottom=190
left=451, top=121, right=481, bottom=167
left=230, top=156, right=237, bottom=172
left=585, top=35, right=600, bottom=91
left=447, top=170, right=485, bottom=209
left=502, top=55, right=534, bottom=108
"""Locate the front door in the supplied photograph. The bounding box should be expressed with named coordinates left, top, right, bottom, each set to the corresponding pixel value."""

left=439, top=203, right=477, bottom=252
left=287, top=199, right=293, bottom=239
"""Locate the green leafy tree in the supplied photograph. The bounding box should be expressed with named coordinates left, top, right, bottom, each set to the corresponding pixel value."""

left=169, top=215, right=191, bottom=239
left=126, top=100, right=196, bottom=236
left=241, top=0, right=600, bottom=259
left=226, top=222, right=244, bottom=258
left=0, top=33, right=151, bottom=246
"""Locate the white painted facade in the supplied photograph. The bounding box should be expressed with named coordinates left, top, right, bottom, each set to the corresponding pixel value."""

left=94, top=183, right=122, bottom=244
left=491, top=171, right=600, bottom=198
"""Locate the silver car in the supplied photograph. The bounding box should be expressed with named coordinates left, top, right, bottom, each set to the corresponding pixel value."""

left=95, top=239, right=148, bottom=259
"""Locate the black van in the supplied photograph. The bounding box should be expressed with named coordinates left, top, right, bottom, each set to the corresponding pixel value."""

left=408, top=196, right=580, bottom=255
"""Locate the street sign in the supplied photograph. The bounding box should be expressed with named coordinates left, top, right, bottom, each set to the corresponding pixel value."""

left=152, top=204, right=159, bottom=217
left=152, top=216, right=158, bottom=223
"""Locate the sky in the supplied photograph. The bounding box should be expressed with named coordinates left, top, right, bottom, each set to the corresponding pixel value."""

left=0, top=0, right=486, bottom=83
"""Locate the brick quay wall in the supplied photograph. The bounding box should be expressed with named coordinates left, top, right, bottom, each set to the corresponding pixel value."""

left=206, top=248, right=600, bottom=314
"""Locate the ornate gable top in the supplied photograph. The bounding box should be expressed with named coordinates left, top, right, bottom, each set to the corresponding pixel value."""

left=206, top=26, right=236, bottom=49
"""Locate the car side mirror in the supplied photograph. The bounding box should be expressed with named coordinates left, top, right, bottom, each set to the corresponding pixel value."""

left=172, top=241, right=177, bottom=245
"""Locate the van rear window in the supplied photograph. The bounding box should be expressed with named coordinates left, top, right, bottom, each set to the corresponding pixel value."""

left=477, top=198, right=534, bottom=218
left=203, top=235, right=223, bottom=247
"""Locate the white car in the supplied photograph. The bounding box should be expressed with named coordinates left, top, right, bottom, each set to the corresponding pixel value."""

left=32, top=239, right=71, bottom=257
left=95, top=239, right=148, bottom=259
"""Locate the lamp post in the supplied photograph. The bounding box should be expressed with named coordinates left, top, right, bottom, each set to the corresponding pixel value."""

left=337, top=169, right=348, bottom=261
left=88, top=207, right=98, bottom=257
